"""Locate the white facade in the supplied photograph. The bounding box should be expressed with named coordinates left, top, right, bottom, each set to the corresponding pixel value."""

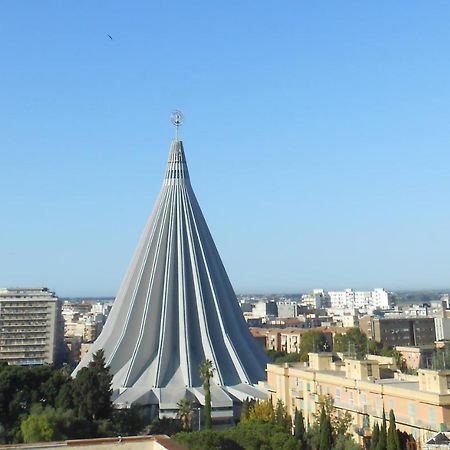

left=301, top=289, right=330, bottom=309
left=0, top=287, right=64, bottom=365
left=435, top=318, right=450, bottom=341
left=328, top=288, right=391, bottom=311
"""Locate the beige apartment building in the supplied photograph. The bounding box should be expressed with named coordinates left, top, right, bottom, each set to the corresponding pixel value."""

left=0, top=288, right=64, bottom=365
left=267, top=353, right=450, bottom=447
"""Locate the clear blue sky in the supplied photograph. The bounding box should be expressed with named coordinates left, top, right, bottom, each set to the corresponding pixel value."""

left=1, top=1, right=449, bottom=296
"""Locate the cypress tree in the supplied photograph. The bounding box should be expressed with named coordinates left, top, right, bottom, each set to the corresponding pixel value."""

left=370, top=423, right=380, bottom=450
left=319, top=413, right=333, bottom=450
left=318, top=404, right=326, bottom=431
left=376, top=409, right=387, bottom=450
left=294, top=408, right=307, bottom=450
left=72, top=349, right=112, bottom=421
left=275, top=399, right=288, bottom=430
left=387, top=409, right=401, bottom=450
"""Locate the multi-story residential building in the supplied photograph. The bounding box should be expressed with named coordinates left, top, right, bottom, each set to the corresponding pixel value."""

left=267, top=353, right=450, bottom=447
left=301, top=289, right=331, bottom=309
left=276, top=301, right=299, bottom=318
left=252, top=301, right=278, bottom=318
left=328, top=288, right=392, bottom=311
left=328, top=289, right=356, bottom=309
left=360, top=316, right=436, bottom=347
left=62, top=300, right=110, bottom=363
left=0, top=287, right=64, bottom=366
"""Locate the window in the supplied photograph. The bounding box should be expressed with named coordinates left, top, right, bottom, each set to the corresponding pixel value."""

left=349, top=391, right=354, bottom=404
left=447, top=376, right=450, bottom=390
left=307, top=383, right=311, bottom=392
left=389, top=400, right=394, bottom=410
left=363, top=415, right=370, bottom=428
left=367, top=364, right=373, bottom=377
left=335, top=389, right=341, bottom=401
left=326, top=386, right=330, bottom=395
left=429, top=407, right=436, bottom=427
left=409, top=403, right=416, bottom=419
left=361, top=393, right=367, bottom=405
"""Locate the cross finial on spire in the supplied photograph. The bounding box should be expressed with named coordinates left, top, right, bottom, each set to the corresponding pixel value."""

left=170, top=110, right=184, bottom=141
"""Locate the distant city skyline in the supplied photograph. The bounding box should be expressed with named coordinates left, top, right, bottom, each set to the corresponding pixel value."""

left=1, top=2, right=450, bottom=297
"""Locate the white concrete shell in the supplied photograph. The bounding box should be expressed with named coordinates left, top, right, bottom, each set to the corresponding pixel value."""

left=74, top=140, right=267, bottom=416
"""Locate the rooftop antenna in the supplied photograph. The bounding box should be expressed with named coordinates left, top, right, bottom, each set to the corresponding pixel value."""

left=170, top=110, right=184, bottom=141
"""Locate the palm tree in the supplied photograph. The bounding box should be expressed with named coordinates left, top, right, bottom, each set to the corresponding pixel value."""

left=199, top=359, right=215, bottom=429
left=176, top=398, right=194, bottom=431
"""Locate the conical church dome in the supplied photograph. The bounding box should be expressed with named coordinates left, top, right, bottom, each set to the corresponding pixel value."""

left=74, top=137, right=267, bottom=417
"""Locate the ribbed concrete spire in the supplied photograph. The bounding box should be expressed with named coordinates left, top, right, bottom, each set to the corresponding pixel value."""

left=74, top=139, right=267, bottom=416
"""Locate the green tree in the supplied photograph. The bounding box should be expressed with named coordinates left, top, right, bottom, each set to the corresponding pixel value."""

left=146, top=417, right=183, bottom=436
left=266, top=349, right=302, bottom=364
left=174, top=430, right=241, bottom=450
left=110, top=405, right=146, bottom=436
left=376, top=410, right=387, bottom=450
left=274, top=399, right=289, bottom=431
left=55, top=380, right=74, bottom=410
left=248, top=399, right=275, bottom=423
left=370, top=422, right=380, bottom=450
left=72, top=349, right=112, bottom=421
left=41, top=367, right=72, bottom=407
left=299, top=331, right=328, bottom=362
left=294, top=408, right=307, bottom=450
left=19, top=404, right=85, bottom=443
left=333, top=328, right=368, bottom=359
left=333, top=435, right=360, bottom=450
left=314, top=395, right=352, bottom=438
left=199, top=359, right=215, bottom=430
left=319, top=406, right=333, bottom=450
left=21, top=411, right=57, bottom=443
left=0, top=363, right=63, bottom=442
left=176, top=398, right=195, bottom=431
left=387, top=410, right=401, bottom=450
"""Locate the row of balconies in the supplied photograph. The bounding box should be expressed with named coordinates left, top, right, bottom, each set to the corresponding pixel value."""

left=1, top=330, right=49, bottom=335
left=1, top=302, right=51, bottom=307
left=0, top=333, right=48, bottom=339
left=0, top=341, right=48, bottom=347
left=0, top=316, right=49, bottom=321
left=0, top=351, right=48, bottom=357
left=0, top=312, right=49, bottom=317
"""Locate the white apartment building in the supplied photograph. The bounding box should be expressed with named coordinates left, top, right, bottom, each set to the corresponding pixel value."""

left=328, top=288, right=391, bottom=311
left=301, top=289, right=331, bottom=309
left=0, top=287, right=64, bottom=365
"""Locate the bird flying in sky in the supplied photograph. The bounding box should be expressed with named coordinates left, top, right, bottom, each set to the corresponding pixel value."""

left=107, top=34, right=113, bottom=40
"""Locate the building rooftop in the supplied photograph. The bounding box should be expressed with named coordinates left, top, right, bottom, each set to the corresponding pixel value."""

left=0, top=435, right=186, bottom=450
